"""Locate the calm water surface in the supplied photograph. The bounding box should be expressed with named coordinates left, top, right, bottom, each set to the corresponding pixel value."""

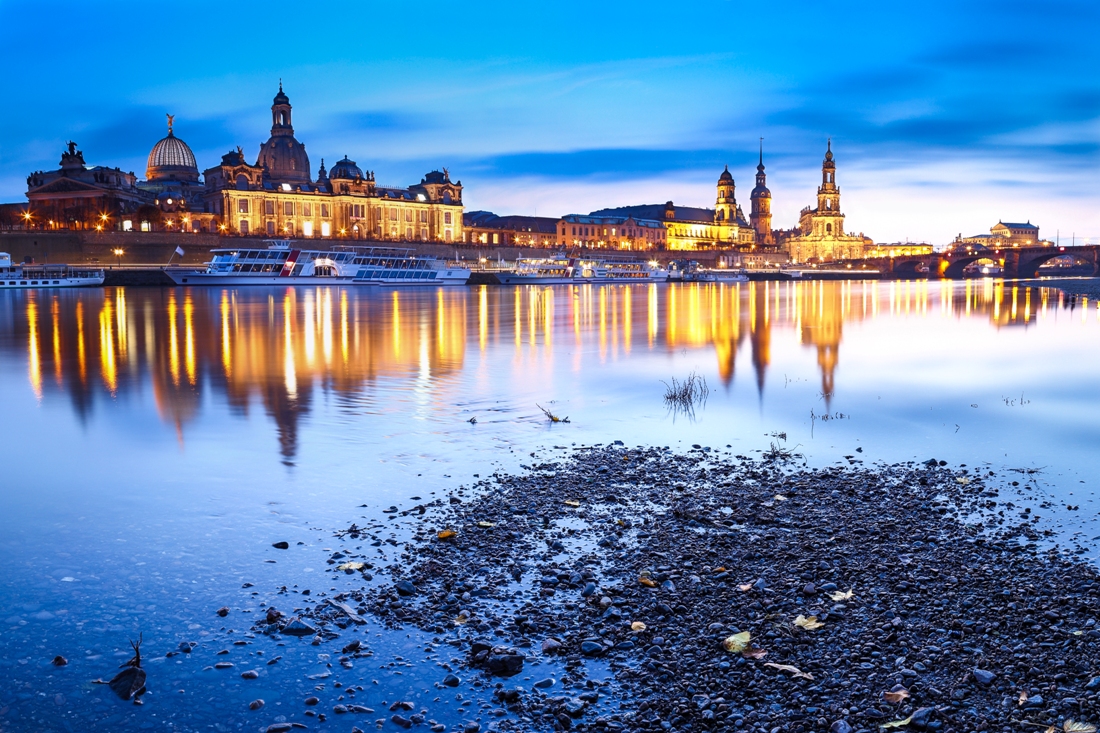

left=1, top=280, right=1099, bottom=731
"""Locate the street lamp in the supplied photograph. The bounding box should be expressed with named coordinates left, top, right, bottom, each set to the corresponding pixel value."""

left=113, top=248, right=124, bottom=267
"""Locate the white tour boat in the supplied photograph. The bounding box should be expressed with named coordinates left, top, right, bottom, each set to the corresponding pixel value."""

left=165, top=241, right=470, bottom=286
left=0, top=253, right=105, bottom=289
left=496, top=254, right=670, bottom=285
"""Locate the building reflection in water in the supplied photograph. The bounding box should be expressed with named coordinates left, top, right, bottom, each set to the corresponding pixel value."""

left=1, top=279, right=1073, bottom=463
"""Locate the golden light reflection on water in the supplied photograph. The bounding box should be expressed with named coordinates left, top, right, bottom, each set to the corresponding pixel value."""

left=3, top=280, right=1082, bottom=461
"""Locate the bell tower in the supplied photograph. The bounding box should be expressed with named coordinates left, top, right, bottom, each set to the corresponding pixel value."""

left=749, top=139, right=773, bottom=245
left=271, top=81, right=294, bottom=137
left=715, top=166, right=736, bottom=223
left=814, top=140, right=844, bottom=237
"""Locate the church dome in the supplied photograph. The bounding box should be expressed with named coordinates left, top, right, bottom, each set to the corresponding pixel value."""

left=718, top=165, right=733, bottom=183
left=329, top=156, right=363, bottom=180
left=147, top=127, right=199, bottom=182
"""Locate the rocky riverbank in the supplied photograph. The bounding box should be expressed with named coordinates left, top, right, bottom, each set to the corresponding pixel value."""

left=265, top=444, right=1100, bottom=733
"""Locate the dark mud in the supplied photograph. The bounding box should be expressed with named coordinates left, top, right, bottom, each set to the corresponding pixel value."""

left=265, top=445, right=1100, bottom=733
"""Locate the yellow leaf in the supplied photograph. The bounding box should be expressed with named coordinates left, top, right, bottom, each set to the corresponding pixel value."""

left=880, top=716, right=913, bottom=730
left=477, top=521, right=494, bottom=528
left=737, top=583, right=753, bottom=592
left=639, top=576, right=658, bottom=588
left=883, top=689, right=909, bottom=704
left=1073, top=630, right=1085, bottom=636
left=1065, top=721, right=1098, bottom=733
left=774, top=495, right=788, bottom=501
left=437, top=530, right=456, bottom=540
left=564, top=500, right=581, bottom=507
left=1017, top=690, right=1028, bottom=707
left=722, top=631, right=751, bottom=653
left=454, top=612, right=469, bottom=625
left=631, top=621, right=647, bottom=632
left=829, top=590, right=854, bottom=601
left=714, top=566, right=726, bottom=573
left=793, top=614, right=825, bottom=630
left=763, top=662, right=814, bottom=680
left=956, top=477, right=970, bottom=485
left=336, top=561, right=365, bottom=572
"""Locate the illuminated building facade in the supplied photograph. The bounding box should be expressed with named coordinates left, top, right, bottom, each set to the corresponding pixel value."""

left=864, top=242, right=934, bottom=258
left=463, top=212, right=562, bottom=247
left=786, top=141, right=872, bottom=263
left=953, top=221, right=1047, bottom=250
left=203, top=85, right=464, bottom=242
left=589, top=167, right=757, bottom=250
left=22, top=142, right=148, bottom=231
left=558, top=214, right=667, bottom=249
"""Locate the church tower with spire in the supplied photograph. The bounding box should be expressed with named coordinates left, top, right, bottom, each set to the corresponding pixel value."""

left=749, top=140, right=773, bottom=245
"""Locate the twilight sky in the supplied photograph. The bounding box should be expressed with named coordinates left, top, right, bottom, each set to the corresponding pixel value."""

left=1, top=0, right=1097, bottom=244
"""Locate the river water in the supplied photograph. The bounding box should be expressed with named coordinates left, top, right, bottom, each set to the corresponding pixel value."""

left=1, top=279, right=1098, bottom=731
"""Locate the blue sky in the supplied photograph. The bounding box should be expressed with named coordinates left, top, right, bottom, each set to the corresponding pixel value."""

left=1, top=0, right=1097, bottom=244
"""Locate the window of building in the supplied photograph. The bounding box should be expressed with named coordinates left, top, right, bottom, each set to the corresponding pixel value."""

left=265, top=200, right=275, bottom=215
left=444, top=212, right=452, bottom=224
left=321, top=204, right=329, bottom=218
left=240, top=220, right=249, bottom=235
left=321, top=222, right=331, bottom=237
left=444, top=229, right=452, bottom=241
left=420, top=227, right=427, bottom=240
left=141, top=221, right=150, bottom=232
left=419, top=210, right=427, bottom=223
left=389, top=209, right=398, bottom=221
left=122, top=220, right=133, bottom=232
left=238, top=199, right=249, bottom=214
left=492, top=233, right=499, bottom=244
left=303, top=202, right=312, bottom=217
left=303, top=221, right=314, bottom=237
left=267, top=221, right=275, bottom=236
left=284, top=201, right=294, bottom=216
left=286, top=222, right=295, bottom=235
left=404, top=209, right=413, bottom=222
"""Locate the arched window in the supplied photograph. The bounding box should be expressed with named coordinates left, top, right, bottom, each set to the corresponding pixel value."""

left=279, top=111, right=287, bottom=125
left=826, top=223, right=832, bottom=234
left=235, top=174, right=249, bottom=191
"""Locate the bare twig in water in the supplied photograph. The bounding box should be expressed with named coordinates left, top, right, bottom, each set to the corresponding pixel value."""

left=763, top=441, right=803, bottom=463
left=537, top=404, right=570, bottom=423
left=662, top=372, right=710, bottom=416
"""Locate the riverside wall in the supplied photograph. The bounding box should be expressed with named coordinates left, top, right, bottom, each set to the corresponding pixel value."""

left=0, top=232, right=748, bottom=268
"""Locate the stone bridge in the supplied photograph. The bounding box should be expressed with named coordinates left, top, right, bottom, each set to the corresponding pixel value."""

left=862, top=245, right=1100, bottom=279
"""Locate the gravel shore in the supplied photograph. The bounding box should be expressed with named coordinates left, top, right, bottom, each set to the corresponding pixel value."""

left=278, top=444, right=1100, bottom=733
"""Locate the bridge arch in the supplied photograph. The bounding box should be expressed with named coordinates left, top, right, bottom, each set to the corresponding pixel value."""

left=1018, top=250, right=1098, bottom=279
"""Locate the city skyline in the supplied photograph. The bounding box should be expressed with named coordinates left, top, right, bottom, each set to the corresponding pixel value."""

left=1, top=0, right=1097, bottom=245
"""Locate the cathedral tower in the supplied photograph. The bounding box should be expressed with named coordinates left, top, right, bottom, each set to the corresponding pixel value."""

left=805, top=139, right=844, bottom=237
left=749, top=141, right=773, bottom=245
left=715, top=166, right=736, bottom=223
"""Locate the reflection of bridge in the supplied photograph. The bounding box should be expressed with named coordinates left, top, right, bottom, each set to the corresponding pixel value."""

left=864, top=245, right=1100, bottom=279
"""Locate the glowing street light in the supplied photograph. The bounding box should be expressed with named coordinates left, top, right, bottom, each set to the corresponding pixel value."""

left=112, top=248, right=124, bottom=267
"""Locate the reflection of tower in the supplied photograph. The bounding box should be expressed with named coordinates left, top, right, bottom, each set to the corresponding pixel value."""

left=715, top=166, right=736, bottom=223
left=749, top=141, right=773, bottom=245
left=798, top=282, right=844, bottom=408
left=748, top=283, right=771, bottom=396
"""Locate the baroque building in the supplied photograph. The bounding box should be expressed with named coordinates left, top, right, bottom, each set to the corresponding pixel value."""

left=953, top=221, right=1047, bottom=250
left=589, top=166, right=756, bottom=250
left=203, top=85, right=464, bottom=242
left=786, top=141, right=871, bottom=263
left=22, top=142, right=147, bottom=230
